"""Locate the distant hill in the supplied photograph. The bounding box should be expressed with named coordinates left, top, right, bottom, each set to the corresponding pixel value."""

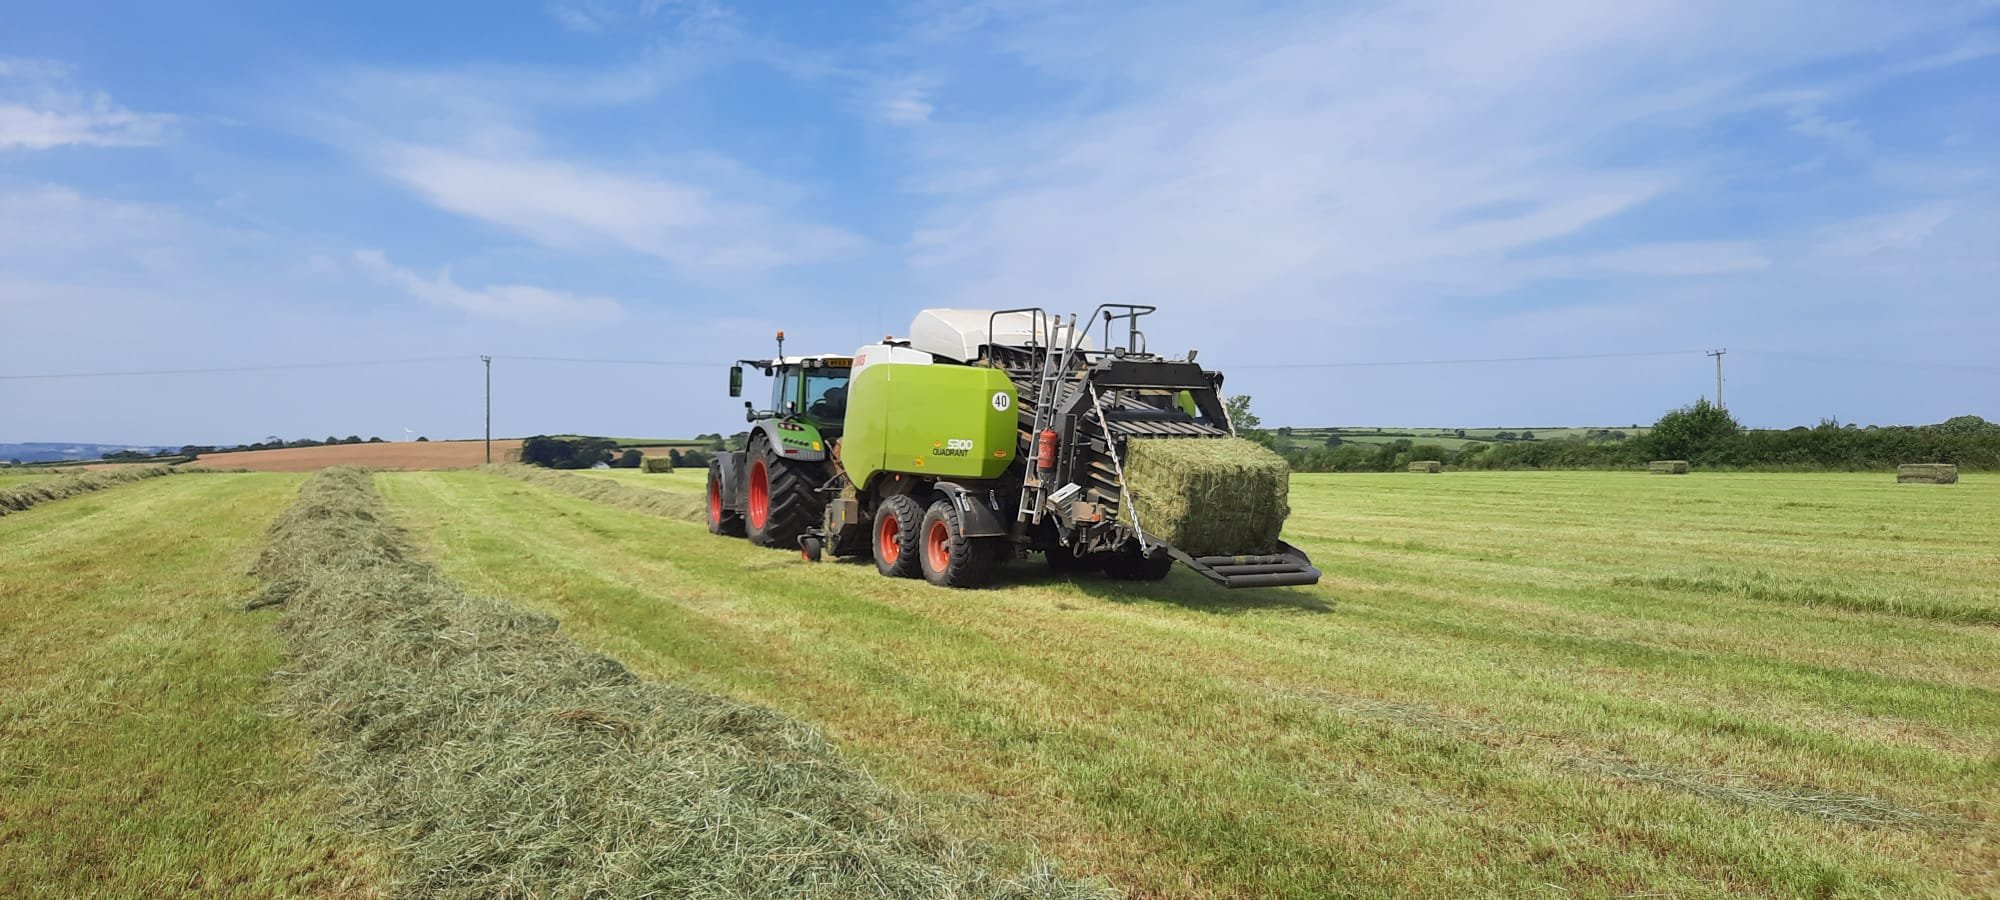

left=0, top=442, right=176, bottom=464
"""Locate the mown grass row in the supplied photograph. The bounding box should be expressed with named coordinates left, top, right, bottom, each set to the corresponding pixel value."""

left=0, top=465, right=181, bottom=515
left=259, top=468, right=1106, bottom=899
left=481, top=463, right=706, bottom=521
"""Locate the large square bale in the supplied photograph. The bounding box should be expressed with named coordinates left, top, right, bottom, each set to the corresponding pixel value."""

left=1121, top=437, right=1290, bottom=556
left=1897, top=463, right=1958, bottom=484
left=642, top=455, right=675, bottom=474
left=1649, top=460, right=1690, bottom=475
left=1409, top=461, right=1442, bottom=473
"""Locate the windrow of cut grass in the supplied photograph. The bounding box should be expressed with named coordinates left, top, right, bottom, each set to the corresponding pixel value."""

left=482, top=463, right=707, bottom=521
left=0, top=465, right=180, bottom=515
left=257, top=468, right=1107, bottom=899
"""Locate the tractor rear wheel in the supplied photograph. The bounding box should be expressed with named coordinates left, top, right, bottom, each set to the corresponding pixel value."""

left=873, top=494, right=924, bottom=578
left=744, top=433, right=822, bottom=549
left=1102, top=543, right=1174, bottom=581
left=918, top=497, right=998, bottom=588
left=706, top=462, right=744, bottom=536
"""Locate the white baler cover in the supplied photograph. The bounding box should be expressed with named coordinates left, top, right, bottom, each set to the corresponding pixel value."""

left=907, top=308, right=1094, bottom=363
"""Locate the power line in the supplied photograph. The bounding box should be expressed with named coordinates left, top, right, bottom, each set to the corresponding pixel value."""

left=0, top=356, right=472, bottom=381
left=489, top=355, right=716, bottom=368
left=1736, top=349, right=2000, bottom=373
left=1227, top=349, right=1705, bottom=370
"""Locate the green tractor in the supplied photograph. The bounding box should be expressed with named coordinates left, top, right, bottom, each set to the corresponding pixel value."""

left=706, top=308, right=1320, bottom=590
left=705, top=332, right=851, bottom=550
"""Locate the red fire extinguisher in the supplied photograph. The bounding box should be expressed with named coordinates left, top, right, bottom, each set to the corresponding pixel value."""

left=1036, top=428, right=1058, bottom=476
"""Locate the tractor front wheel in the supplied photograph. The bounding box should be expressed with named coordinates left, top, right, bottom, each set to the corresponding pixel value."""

left=744, top=433, right=822, bottom=549
left=918, top=497, right=998, bottom=588
left=873, top=494, right=924, bottom=578
left=706, top=462, right=744, bottom=536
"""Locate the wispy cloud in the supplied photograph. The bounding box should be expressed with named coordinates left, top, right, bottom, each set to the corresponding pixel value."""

left=0, top=58, right=174, bottom=150
left=372, top=144, right=864, bottom=271
left=891, top=1, right=1992, bottom=336
left=354, top=249, right=623, bottom=323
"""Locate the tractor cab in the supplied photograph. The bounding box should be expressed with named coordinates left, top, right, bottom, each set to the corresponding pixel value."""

left=730, top=354, right=852, bottom=436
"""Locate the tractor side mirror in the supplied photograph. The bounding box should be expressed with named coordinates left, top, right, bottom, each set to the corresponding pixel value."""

left=785, top=400, right=798, bottom=417
left=728, top=365, right=743, bottom=398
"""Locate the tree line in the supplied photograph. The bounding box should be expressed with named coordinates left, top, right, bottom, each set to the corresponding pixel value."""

left=518, top=435, right=714, bottom=470
left=1233, top=397, right=2000, bottom=472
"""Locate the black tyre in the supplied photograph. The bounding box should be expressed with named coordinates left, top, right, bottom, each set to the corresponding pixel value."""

left=918, top=497, right=998, bottom=588
left=706, top=462, right=744, bottom=537
left=1102, top=543, right=1174, bottom=581
left=873, top=493, right=924, bottom=578
left=744, top=432, right=824, bottom=549
left=1044, top=548, right=1103, bottom=574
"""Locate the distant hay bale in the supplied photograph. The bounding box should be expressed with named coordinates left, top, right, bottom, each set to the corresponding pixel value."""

left=1409, top=461, right=1442, bottom=473
left=1650, top=460, right=1690, bottom=475
left=1122, top=437, right=1289, bottom=556
left=641, top=455, right=674, bottom=474
left=1897, top=463, right=1958, bottom=485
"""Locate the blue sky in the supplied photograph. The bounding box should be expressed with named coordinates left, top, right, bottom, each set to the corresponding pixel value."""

left=2, top=0, right=1997, bottom=444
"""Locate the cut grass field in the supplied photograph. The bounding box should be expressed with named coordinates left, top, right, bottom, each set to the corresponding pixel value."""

left=378, top=469, right=2000, bottom=897
left=0, top=473, right=386, bottom=897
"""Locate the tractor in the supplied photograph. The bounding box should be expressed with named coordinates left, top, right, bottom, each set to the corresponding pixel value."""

left=706, top=307, right=1320, bottom=590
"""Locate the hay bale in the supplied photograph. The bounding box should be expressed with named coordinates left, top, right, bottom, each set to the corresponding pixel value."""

left=1897, top=463, right=1958, bottom=485
left=1409, top=461, right=1442, bottom=473
left=641, top=455, right=674, bottom=474
left=1650, top=460, right=1690, bottom=475
left=1121, top=437, right=1289, bottom=556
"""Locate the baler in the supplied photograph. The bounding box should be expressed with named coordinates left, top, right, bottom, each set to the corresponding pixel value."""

left=707, top=306, right=1320, bottom=589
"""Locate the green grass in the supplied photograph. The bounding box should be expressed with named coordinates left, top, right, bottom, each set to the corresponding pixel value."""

left=0, top=473, right=387, bottom=897
left=376, top=469, right=2000, bottom=897
left=571, top=466, right=709, bottom=490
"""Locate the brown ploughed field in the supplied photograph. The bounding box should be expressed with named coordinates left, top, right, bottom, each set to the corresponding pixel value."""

left=195, top=440, right=521, bottom=472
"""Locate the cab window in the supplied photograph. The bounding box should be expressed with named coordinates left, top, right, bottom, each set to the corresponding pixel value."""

left=804, top=370, right=850, bottom=424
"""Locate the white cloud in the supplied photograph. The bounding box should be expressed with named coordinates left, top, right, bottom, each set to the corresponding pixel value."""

left=374, top=144, right=865, bottom=271
left=0, top=58, right=173, bottom=150
left=354, top=249, right=623, bottom=323
left=1516, top=242, right=1772, bottom=280
left=892, top=1, right=1988, bottom=330
left=870, top=75, right=936, bottom=126
left=548, top=1, right=611, bottom=33
left=1812, top=206, right=1955, bottom=258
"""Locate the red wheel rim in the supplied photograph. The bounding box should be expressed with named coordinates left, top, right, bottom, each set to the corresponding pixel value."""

left=748, top=461, right=770, bottom=529
left=878, top=513, right=900, bottom=564
left=708, top=478, right=722, bottom=524
left=926, top=519, right=950, bottom=572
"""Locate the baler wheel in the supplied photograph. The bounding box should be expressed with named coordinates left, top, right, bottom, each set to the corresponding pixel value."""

left=873, top=494, right=924, bottom=578
left=1102, top=543, right=1174, bottom=581
left=918, top=497, right=998, bottom=588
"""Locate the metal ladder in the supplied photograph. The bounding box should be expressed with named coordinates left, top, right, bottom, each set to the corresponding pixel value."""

left=1018, top=312, right=1079, bottom=525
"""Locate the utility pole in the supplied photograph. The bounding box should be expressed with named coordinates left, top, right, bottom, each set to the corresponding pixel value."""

left=481, top=355, right=492, bottom=463
left=1707, top=349, right=1727, bottom=409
